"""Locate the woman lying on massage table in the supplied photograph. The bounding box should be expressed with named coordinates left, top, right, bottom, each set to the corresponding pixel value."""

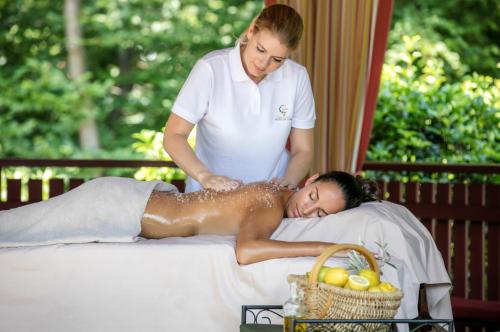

left=0, top=171, right=377, bottom=263
left=140, top=171, right=378, bottom=264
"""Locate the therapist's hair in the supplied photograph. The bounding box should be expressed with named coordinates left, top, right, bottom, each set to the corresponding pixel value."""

left=314, top=171, right=380, bottom=210
left=240, top=4, right=304, bottom=50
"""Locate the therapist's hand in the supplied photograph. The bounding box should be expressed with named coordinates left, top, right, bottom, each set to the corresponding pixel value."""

left=198, top=171, right=242, bottom=191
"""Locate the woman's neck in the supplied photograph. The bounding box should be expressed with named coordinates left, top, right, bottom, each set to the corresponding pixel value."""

left=280, top=188, right=296, bottom=217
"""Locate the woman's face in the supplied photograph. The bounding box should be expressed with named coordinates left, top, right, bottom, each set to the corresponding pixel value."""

left=285, top=178, right=346, bottom=218
left=241, top=28, right=289, bottom=80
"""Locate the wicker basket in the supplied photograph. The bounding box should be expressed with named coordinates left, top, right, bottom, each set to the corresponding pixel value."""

left=288, top=244, right=403, bottom=332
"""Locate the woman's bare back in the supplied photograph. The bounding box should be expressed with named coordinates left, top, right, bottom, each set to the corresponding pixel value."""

left=140, top=182, right=289, bottom=239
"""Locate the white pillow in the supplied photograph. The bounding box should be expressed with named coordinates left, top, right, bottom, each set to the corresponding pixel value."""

left=271, top=201, right=449, bottom=283
left=271, top=200, right=453, bottom=320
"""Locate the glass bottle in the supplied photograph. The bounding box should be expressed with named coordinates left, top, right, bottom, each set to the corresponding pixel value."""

left=283, top=281, right=306, bottom=332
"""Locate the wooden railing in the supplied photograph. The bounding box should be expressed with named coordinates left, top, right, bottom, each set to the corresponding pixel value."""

left=1, top=158, right=499, bottom=327
left=363, top=161, right=500, bottom=329
left=363, top=162, right=499, bottom=297
left=0, top=159, right=185, bottom=210
left=362, top=161, right=499, bottom=174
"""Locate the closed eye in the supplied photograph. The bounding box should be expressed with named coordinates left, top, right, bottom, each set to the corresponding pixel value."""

left=319, top=209, right=328, bottom=217
left=310, top=188, right=319, bottom=201
left=256, top=43, right=285, bottom=62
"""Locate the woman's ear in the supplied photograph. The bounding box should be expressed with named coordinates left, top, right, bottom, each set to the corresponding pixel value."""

left=304, top=173, right=320, bottom=186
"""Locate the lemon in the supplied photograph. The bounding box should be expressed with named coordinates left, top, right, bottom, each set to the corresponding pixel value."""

left=324, top=267, right=349, bottom=287
left=368, top=286, right=382, bottom=293
left=359, top=269, right=379, bottom=287
left=379, top=282, right=396, bottom=292
left=343, top=282, right=351, bottom=289
left=347, top=275, right=370, bottom=291
left=317, top=266, right=331, bottom=282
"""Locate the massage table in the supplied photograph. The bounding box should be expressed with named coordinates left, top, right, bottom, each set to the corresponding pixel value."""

left=0, top=178, right=452, bottom=331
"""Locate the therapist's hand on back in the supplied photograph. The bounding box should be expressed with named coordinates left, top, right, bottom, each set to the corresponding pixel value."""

left=198, top=171, right=242, bottom=191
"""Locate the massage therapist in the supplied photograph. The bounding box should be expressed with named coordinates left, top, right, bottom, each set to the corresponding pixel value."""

left=163, top=4, right=315, bottom=192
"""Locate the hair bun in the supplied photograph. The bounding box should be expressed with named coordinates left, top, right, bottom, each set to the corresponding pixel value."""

left=355, top=176, right=380, bottom=201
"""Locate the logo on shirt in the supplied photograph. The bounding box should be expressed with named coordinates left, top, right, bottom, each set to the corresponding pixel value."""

left=275, top=104, right=292, bottom=121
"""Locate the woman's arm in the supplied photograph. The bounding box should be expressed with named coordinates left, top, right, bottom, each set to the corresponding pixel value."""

left=163, top=114, right=241, bottom=191
left=236, top=238, right=333, bottom=265
left=235, top=206, right=332, bottom=265
left=163, top=114, right=209, bottom=183
left=279, top=127, right=314, bottom=188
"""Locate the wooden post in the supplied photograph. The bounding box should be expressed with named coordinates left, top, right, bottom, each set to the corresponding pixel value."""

left=469, top=183, right=485, bottom=300
left=7, top=179, right=21, bottom=203
left=387, top=181, right=400, bottom=203
left=420, top=183, right=434, bottom=235
left=69, top=178, right=85, bottom=190
left=28, top=179, right=43, bottom=203
left=49, top=179, right=65, bottom=198
left=486, top=184, right=500, bottom=301
left=452, top=183, right=468, bottom=298
left=435, top=183, right=452, bottom=272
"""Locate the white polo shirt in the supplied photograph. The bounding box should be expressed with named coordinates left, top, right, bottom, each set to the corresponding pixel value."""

left=172, top=43, right=315, bottom=192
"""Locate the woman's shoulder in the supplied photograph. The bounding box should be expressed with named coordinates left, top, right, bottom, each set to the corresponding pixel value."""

left=236, top=182, right=287, bottom=207
left=200, top=46, right=234, bottom=63
left=191, top=46, right=235, bottom=76
left=283, top=57, right=306, bottom=70
left=277, top=59, right=310, bottom=84
left=239, top=181, right=281, bottom=193
left=188, top=47, right=233, bottom=78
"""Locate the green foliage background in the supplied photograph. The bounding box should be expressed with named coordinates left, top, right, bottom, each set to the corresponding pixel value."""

left=0, top=0, right=498, bottom=182
left=368, top=36, right=499, bottom=165
left=366, top=0, right=499, bottom=166
left=0, top=0, right=262, bottom=160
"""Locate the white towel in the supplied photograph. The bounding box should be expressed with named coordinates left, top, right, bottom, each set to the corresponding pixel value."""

left=0, top=177, right=178, bottom=247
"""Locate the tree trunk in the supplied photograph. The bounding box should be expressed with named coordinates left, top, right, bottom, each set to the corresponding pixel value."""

left=64, top=0, right=100, bottom=150
left=108, top=48, right=134, bottom=123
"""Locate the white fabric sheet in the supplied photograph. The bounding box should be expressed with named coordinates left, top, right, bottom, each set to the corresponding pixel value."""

left=0, top=188, right=452, bottom=331
left=0, top=236, right=409, bottom=332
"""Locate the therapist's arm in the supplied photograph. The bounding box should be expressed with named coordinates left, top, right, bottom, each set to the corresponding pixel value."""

left=163, top=114, right=241, bottom=191
left=279, top=127, right=314, bottom=189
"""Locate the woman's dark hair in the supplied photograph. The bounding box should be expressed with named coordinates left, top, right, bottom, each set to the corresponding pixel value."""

left=314, top=171, right=380, bottom=210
